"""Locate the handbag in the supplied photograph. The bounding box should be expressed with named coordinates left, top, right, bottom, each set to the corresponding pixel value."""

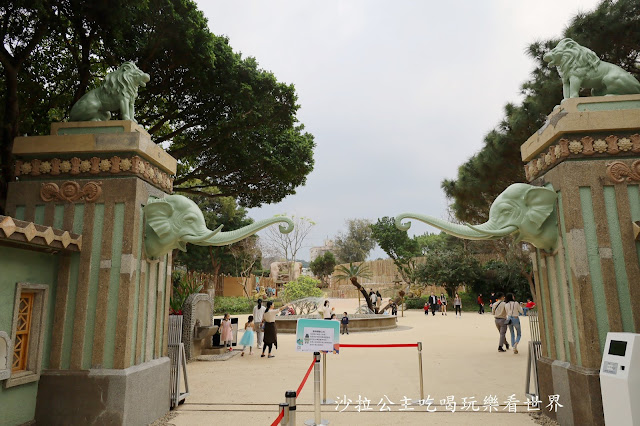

left=505, top=316, right=512, bottom=325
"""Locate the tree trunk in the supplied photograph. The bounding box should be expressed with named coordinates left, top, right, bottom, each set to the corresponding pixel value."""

left=0, top=66, right=19, bottom=214
left=208, top=246, right=221, bottom=293
left=350, top=277, right=376, bottom=313
left=378, top=295, right=404, bottom=314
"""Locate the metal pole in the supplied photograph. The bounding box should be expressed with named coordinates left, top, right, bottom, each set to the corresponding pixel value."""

left=418, top=342, right=424, bottom=401
left=305, top=352, right=328, bottom=425
left=279, top=403, right=289, bottom=425
left=323, top=352, right=327, bottom=403
left=402, top=299, right=404, bottom=317
left=322, top=352, right=335, bottom=405
left=286, top=390, right=297, bottom=426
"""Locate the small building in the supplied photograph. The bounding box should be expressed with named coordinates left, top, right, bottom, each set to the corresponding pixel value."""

left=309, top=239, right=335, bottom=262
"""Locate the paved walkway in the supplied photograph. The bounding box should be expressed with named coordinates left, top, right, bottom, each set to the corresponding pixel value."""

left=171, top=299, right=545, bottom=425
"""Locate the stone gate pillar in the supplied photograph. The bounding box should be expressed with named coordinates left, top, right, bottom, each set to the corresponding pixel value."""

left=521, top=95, right=640, bottom=426
left=5, top=120, right=177, bottom=425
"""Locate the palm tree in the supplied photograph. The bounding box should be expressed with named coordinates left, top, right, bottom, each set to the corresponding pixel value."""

left=334, top=262, right=375, bottom=313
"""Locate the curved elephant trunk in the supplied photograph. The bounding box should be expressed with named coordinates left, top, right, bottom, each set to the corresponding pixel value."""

left=190, top=217, right=294, bottom=246
left=395, top=213, right=517, bottom=240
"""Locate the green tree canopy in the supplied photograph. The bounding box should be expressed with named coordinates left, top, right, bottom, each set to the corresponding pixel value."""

left=370, top=216, right=422, bottom=284
left=309, top=251, right=336, bottom=288
left=280, top=276, right=324, bottom=303
left=333, top=218, right=376, bottom=263
left=416, top=249, right=481, bottom=297
left=441, top=0, right=640, bottom=225
left=0, top=0, right=315, bottom=212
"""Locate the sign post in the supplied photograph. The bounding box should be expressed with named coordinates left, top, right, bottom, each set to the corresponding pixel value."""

left=297, top=318, right=338, bottom=425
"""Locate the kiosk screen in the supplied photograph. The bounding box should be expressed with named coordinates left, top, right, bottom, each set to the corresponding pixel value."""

left=608, top=340, right=627, bottom=357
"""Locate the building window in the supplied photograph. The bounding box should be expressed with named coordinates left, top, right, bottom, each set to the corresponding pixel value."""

left=12, top=292, right=34, bottom=372
left=5, top=283, right=48, bottom=388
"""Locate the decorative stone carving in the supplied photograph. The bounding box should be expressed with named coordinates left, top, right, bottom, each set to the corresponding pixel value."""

left=396, top=183, right=559, bottom=252
left=143, top=194, right=295, bottom=259
left=0, top=331, right=11, bottom=380
left=15, top=155, right=174, bottom=192
left=182, top=293, right=215, bottom=361
left=544, top=38, right=640, bottom=98
left=40, top=181, right=102, bottom=203
left=606, top=160, right=640, bottom=183
left=526, top=133, right=640, bottom=180
left=0, top=216, right=81, bottom=251
left=69, top=62, right=150, bottom=123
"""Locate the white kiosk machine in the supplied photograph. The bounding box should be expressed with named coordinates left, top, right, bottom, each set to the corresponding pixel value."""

left=600, top=332, right=640, bottom=425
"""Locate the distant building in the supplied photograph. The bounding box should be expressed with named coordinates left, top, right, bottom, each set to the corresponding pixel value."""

left=309, top=239, right=335, bottom=262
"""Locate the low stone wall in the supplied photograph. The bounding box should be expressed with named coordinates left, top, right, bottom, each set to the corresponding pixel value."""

left=275, top=314, right=397, bottom=333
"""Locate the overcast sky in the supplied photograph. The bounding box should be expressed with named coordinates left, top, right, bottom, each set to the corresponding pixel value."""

left=196, top=0, right=601, bottom=260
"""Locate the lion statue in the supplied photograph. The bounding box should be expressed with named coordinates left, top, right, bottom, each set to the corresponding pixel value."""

left=69, top=62, right=150, bottom=122
left=544, top=38, right=640, bottom=99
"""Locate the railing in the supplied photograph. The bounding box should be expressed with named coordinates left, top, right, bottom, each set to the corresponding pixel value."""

left=526, top=312, right=542, bottom=399
left=169, top=315, right=189, bottom=408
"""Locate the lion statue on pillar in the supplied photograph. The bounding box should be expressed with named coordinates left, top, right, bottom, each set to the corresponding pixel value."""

left=69, top=62, right=150, bottom=123
left=544, top=38, right=640, bottom=99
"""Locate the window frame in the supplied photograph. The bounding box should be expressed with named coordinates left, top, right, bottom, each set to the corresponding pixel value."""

left=5, top=283, right=49, bottom=388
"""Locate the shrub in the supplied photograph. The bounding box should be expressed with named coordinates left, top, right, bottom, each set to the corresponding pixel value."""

left=280, top=276, right=324, bottom=303
left=405, top=297, right=428, bottom=309
left=170, top=270, right=204, bottom=315
left=213, top=297, right=254, bottom=315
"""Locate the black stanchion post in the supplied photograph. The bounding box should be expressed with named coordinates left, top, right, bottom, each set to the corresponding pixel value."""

left=279, top=402, right=289, bottom=425
left=286, top=390, right=296, bottom=426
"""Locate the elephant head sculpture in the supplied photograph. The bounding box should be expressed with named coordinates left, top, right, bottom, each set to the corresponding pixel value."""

left=143, top=195, right=294, bottom=259
left=395, top=183, right=559, bottom=252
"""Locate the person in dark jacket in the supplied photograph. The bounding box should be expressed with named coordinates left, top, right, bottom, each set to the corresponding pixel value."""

left=477, top=294, right=485, bottom=314
left=428, top=292, right=438, bottom=316
left=341, top=312, right=349, bottom=335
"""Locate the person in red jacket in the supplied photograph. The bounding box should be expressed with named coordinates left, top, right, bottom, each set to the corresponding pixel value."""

left=523, top=298, right=536, bottom=316
left=477, top=294, right=485, bottom=314
left=424, top=302, right=429, bottom=316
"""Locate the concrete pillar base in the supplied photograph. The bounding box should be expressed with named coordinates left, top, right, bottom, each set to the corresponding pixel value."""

left=35, top=357, right=170, bottom=425
left=537, top=356, right=604, bottom=426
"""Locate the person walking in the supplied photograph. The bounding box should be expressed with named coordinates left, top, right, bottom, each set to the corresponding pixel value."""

left=253, top=299, right=266, bottom=349
left=453, top=293, right=462, bottom=317
left=376, top=291, right=382, bottom=309
left=489, top=292, right=496, bottom=309
left=390, top=300, right=398, bottom=317
left=439, top=293, right=447, bottom=316
left=370, top=291, right=377, bottom=310
left=341, top=312, right=350, bottom=335
left=428, top=292, right=438, bottom=316
left=505, top=293, right=524, bottom=354
left=477, top=294, right=484, bottom=314
left=220, top=313, right=233, bottom=352
left=492, top=293, right=510, bottom=352
left=239, top=316, right=255, bottom=356
left=323, top=300, right=332, bottom=320
left=261, top=301, right=279, bottom=358
left=424, top=302, right=429, bottom=315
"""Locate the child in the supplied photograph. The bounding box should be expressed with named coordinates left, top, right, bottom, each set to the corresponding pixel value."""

left=341, top=312, right=349, bottom=335
left=220, top=313, right=233, bottom=352
left=239, top=315, right=255, bottom=356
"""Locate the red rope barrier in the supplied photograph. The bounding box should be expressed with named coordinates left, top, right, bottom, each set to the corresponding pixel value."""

left=270, top=409, right=284, bottom=426
left=297, top=356, right=317, bottom=396
left=340, top=343, right=418, bottom=348
left=271, top=356, right=316, bottom=426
